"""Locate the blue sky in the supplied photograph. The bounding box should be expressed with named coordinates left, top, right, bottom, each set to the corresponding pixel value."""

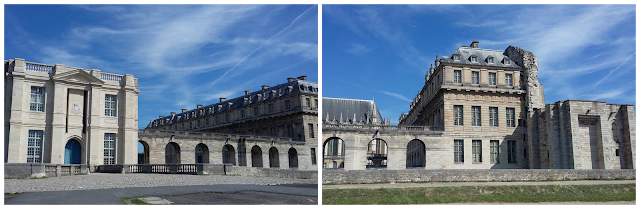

left=4, top=4, right=319, bottom=131
left=322, top=4, right=636, bottom=125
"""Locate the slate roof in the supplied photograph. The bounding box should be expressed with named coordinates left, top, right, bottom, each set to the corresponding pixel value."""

left=149, top=78, right=317, bottom=128
left=322, top=97, right=382, bottom=124
left=440, top=46, right=522, bottom=69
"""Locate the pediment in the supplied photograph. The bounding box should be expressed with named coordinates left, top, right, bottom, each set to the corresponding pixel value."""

left=52, top=69, right=104, bottom=85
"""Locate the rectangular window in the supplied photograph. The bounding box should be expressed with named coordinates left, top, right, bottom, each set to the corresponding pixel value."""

left=489, top=72, right=496, bottom=85
left=454, top=140, right=464, bottom=163
left=505, top=74, right=513, bottom=87
left=472, top=71, right=479, bottom=84
left=488, top=57, right=494, bottom=64
left=454, top=70, right=462, bottom=83
left=197, top=120, right=201, bottom=127
left=285, top=100, right=291, bottom=110
left=306, top=98, right=310, bottom=107
left=287, top=124, right=294, bottom=137
left=490, top=140, right=499, bottom=163
left=270, top=127, right=277, bottom=137
left=254, top=107, right=259, bottom=116
left=174, top=125, right=177, bottom=131
left=472, top=106, right=481, bottom=126
left=206, top=118, right=210, bottom=126
left=182, top=124, right=185, bottom=130
left=471, top=56, right=477, bottom=63
left=241, top=110, right=245, bottom=119
left=315, top=99, right=318, bottom=108
left=489, top=107, right=498, bottom=127
left=507, top=140, right=517, bottom=163
left=472, top=140, right=482, bottom=163
left=454, top=105, right=463, bottom=126
left=453, top=55, right=460, bottom=61
left=30, top=86, right=45, bottom=112
left=225, top=114, right=229, bottom=122
left=104, top=133, right=115, bottom=165
left=255, top=129, right=261, bottom=136
left=506, top=107, right=515, bottom=127
left=308, top=123, right=314, bottom=138
left=27, top=130, right=43, bottom=163
left=189, top=122, right=192, bottom=129
left=268, top=103, right=274, bottom=113
left=105, top=94, right=117, bottom=116
left=215, top=116, right=219, bottom=124
left=311, top=148, right=317, bottom=165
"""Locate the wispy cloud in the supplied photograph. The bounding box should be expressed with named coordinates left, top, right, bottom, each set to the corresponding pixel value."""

left=379, top=91, right=412, bottom=102
left=347, top=43, right=374, bottom=55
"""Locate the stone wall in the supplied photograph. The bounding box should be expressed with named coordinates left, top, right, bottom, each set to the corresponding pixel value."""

left=229, top=166, right=317, bottom=179
left=4, top=163, right=89, bottom=179
left=322, top=169, right=636, bottom=184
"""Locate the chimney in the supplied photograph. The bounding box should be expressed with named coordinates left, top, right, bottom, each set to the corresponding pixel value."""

left=171, top=112, right=176, bottom=116
left=297, top=75, right=307, bottom=81
left=182, top=109, right=187, bottom=113
left=220, top=98, right=226, bottom=102
left=287, top=77, right=296, bottom=82
left=262, top=85, right=270, bottom=90
left=470, top=41, right=479, bottom=48
left=159, top=115, right=164, bottom=118
left=197, top=104, right=203, bottom=109
left=245, top=90, right=252, bottom=95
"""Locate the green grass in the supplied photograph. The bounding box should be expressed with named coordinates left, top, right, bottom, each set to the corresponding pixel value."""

left=5, top=193, right=21, bottom=197
left=122, top=197, right=152, bottom=205
left=323, top=184, right=636, bottom=204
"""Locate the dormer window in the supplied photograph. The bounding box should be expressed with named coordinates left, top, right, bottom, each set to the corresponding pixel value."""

left=470, top=56, right=478, bottom=63
left=487, top=57, right=494, bottom=64
left=504, top=58, right=511, bottom=65
left=453, top=54, right=461, bottom=61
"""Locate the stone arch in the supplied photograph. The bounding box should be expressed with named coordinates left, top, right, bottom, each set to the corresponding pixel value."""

left=222, top=144, right=236, bottom=165
left=323, top=137, right=345, bottom=169
left=165, top=142, right=181, bottom=164
left=138, top=140, right=150, bottom=164
left=251, top=145, right=263, bottom=167
left=366, top=138, right=387, bottom=168
left=195, top=143, right=209, bottom=164
left=269, top=147, right=279, bottom=168
left=406, top=139, right=426, bottom=168
left=288, top=147, right=298, bottom=168
left=64, top=138, right=83, bottom=164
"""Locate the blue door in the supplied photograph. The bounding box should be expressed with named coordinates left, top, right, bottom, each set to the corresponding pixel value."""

left=64, top=140, right=81, bottom=164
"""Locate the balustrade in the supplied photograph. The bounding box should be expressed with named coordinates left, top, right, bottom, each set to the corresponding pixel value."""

left=25, top=62, right=53, bottom=73
left=100, top=72, right=123, bottom=82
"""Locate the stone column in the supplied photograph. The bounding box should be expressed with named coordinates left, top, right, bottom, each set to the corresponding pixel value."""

left=280, top=146, right=289, bottom=169
left=50, top=65, right=68, bottom=164
left=6, top=59, right=26, bottom=163
left=88, top=83, right=102, bottom=166
left=121, top=74, right=139, bottom=164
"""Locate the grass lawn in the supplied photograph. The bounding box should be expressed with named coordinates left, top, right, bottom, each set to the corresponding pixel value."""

left=323, top=184, right=635, bottom=204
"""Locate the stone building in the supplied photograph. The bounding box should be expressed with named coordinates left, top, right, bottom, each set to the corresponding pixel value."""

left=145, top=76, right=318, bottom=170
left=322, top=42, right=635, bottom=170
left=4, top=58, right=139, bottom=165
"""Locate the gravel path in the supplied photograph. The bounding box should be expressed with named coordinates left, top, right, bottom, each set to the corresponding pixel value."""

left=4, top=173, right=317, bottom=193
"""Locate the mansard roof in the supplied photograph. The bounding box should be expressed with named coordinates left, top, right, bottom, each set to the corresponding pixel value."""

left=149, top=77, right=317, bottom=127
left=322, top=97, right=382, bottom=124
left=440, top=46, right=522, bottom=69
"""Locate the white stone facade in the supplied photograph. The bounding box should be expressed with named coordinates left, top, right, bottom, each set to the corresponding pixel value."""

left=4, top=58, right=139, bottom=166
left=323, top=42, right=635, bottom=170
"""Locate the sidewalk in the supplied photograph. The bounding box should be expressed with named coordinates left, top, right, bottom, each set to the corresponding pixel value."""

left=322, top=180, right=636, bottom=189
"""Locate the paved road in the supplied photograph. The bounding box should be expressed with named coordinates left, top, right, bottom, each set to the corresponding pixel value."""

left=322, top=180, right=636, bottom=189
left=4, top=173, right=318, bottom=205
left=5, top=184, right=318, bottom=205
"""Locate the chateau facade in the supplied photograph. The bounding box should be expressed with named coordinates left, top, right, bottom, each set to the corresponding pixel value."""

left=4, top=58, right=139, bottom=165
left=322, top=42, right=635, bottom=170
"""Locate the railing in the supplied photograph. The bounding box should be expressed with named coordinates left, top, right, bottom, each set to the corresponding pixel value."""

left=100, top=72, right=123, bottom=82
left=323, top=123, right=436, bottom=132
left=127, top=164, right=198, bottom=174
left=25, top=62, right=53, bottom=74
left=139, top=129, right=306, bottom=143
left=44, top=164, right=57, bottom=176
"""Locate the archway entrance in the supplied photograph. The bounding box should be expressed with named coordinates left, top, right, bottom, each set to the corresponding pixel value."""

left=138, top=141, right=150, bottom=164
left=288, top=148, right=298, bottom=168
left=406, top=139, right=426, bottom=168
left=165, top=142, right=181, bottom=164
left=195, top=143, right=209, bottom=163
left=222, top=144, right=236, bottom=165
left=64, top=139, right=81, bottom=164
left=251, top=145, right=263, bottom=167
left=269, top=147, right=279, bottom=168
left=367, top=138, right=387, bottom=168
left=323, top=137, right=345, bottom=168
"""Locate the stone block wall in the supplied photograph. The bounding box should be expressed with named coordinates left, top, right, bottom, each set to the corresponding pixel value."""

left=322, top=169, right=636, bottom=184
left=229, top=166, right=317, bottom=179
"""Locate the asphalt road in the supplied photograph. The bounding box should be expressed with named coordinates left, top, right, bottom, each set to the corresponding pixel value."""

left=5, top=184, right=318, bottom=205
